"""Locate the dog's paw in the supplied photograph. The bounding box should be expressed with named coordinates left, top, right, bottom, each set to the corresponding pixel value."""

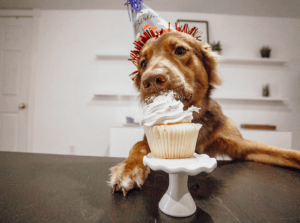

left=108, top=161, right=150, bottom=196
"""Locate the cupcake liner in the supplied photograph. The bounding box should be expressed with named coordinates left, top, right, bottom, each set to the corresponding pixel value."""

left=144, top=123, right=202, bottom=159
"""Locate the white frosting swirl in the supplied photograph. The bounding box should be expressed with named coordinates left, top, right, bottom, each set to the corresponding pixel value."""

left=141, top=91, right=200, bottom=126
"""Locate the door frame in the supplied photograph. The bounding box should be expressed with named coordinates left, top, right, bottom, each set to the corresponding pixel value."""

left=0, top=9, right=40, bottom=152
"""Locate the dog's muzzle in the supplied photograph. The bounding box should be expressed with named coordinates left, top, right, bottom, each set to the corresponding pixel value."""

left=142, top=68, right=169, bottom=92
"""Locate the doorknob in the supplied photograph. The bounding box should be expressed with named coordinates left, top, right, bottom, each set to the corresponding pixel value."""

left=19, top=103, right=26, bottom=109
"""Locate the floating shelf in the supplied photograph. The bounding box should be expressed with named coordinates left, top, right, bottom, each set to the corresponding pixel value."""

left=95, top=54, right=288, bottom=65
left=95, top=54, right=129, bottom=60
left=94, top=91, right=287, bottom=102
left=219, top=56, right=288, bottom=65
left=94, top=91, right=139, bottom=97
left=212, top=96, right=288, bottom=102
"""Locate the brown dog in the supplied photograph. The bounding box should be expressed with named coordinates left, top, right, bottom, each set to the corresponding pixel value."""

left=109, top=31, right=300, bottom=196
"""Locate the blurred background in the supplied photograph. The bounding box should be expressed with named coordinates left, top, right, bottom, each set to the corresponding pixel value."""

left=0, top=0, right=299, bottom=157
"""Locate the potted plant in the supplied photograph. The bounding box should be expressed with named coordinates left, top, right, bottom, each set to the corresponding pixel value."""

left=260, top=46, right=271, bottom=58
left=262, top=84, right=270, bottom=97
left=211, top=41, right=222, bottom=55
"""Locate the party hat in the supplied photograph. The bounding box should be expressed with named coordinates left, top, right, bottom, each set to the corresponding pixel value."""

left=126, top=0, right=173, bottom=40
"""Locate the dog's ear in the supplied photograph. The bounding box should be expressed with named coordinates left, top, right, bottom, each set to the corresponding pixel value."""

left=198, top=43, right=223, bottom=86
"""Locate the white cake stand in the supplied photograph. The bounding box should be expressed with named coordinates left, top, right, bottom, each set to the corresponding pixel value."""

left=143, top=153, right=217, bottom=217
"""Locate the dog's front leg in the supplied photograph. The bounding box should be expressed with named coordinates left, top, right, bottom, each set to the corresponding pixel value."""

left=109, top=140, right=150, bottom=196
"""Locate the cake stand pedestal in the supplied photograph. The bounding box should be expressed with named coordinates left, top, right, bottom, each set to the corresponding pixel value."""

left=143, top=153, right=217, bottom=217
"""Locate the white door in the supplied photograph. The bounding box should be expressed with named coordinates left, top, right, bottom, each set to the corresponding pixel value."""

left=0, top=17, right=33, bottom=152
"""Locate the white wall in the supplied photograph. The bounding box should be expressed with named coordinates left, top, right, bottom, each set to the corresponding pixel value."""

left=32, top=10, right=300, bottom=156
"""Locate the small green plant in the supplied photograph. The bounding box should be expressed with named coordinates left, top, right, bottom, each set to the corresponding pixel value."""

left=211, top=41, right=222, bottom=53
left=260, top=46, right=271, bottom=58
left=263, top=84, right=270, bottom=97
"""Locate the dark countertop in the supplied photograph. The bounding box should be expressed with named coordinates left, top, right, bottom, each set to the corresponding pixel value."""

left=0, top=152, right=300, bottom=223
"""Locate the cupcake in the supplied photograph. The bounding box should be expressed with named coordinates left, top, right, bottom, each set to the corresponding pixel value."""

left=141, top=91, right=202, bottom=159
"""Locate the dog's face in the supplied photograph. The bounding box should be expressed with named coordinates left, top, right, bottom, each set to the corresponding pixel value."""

left=133, top=31, right=222, bottom=108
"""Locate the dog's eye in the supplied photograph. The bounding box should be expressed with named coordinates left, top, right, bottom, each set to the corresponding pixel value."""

left=140, top=60, right=147, bottom=68
left=175, top=46, right=186, bottom=55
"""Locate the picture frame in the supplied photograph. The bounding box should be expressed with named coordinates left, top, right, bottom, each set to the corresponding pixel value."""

left=177, top=20, right=209, bottom=43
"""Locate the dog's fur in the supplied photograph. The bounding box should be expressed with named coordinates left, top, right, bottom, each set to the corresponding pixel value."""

left=109, top=31, right=300, bottom=196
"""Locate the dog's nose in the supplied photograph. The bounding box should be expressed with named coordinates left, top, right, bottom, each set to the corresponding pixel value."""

left=142, top=69, right=168, bottom=91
